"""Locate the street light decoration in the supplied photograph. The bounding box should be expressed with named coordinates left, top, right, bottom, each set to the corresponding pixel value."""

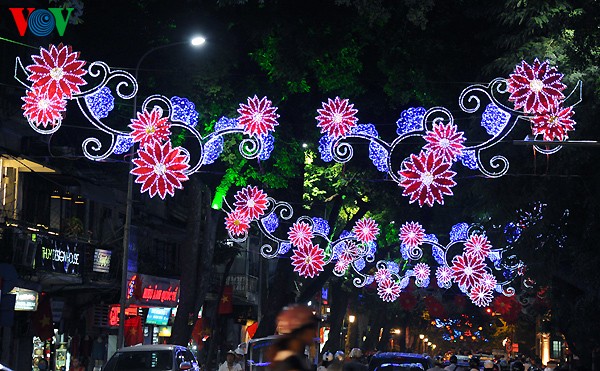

left=316, top=60, right=582, bottom=207
left=15, top=45, right=279, bottom=198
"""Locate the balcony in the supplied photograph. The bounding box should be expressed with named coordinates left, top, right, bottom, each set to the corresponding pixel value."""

left=226, top=274, right=259, bottom=305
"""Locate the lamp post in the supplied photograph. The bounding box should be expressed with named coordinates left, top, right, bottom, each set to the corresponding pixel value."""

left=117, top=35, right=206, bottom=349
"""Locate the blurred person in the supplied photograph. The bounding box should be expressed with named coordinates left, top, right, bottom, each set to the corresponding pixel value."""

left=469, top=357, right=480, bottom=371
left=219, top=350, right=242, bottom=371
left=511, top=361, right=525, bottom=371
left=268, top=304, right=319, bottom=371
left=328, top=351, right=345, bottom=371
left=483, top=360, right=494, bottom=370
left=234, top=348, right=245, bottom=371
left=427, top=357, right=445, bottom=371
left=445, top=355, right=468, bottom=371
left=69, top=358, right=85, bottom=371
left=318, top=352, right=334, bottom=371
left=343, top=348, right=366, bottom=371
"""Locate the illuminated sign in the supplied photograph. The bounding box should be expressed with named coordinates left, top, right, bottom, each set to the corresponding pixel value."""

left=158, top=326, right=172, bottom=337
left=146, top=307, right=171, bottom=326
left=93, top=249, right=111, bottom=273
left=10, top=287, right=38, bottom=311
left=108, top=305, right=139, bottom=327
left=35, top=236, right=80, bottom=275
left=126, top=273, right=180, bottom=307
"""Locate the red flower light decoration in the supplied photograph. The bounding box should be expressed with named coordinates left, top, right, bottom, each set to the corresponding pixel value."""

left=288, top=221, right=314, bottom=248
left=507, top=59, right=566, bottom=113
left=464, top=234, right=492, bottom=261
left=225, top=210, right=250, bottom=236
left=21, top=88, right=66, bottom=128
left=423, top=122, right=466, bottom=163
left=377, top=279, right=401, bottom=302
left=531, top=105, right=575, bottom=141
left=316, top=97, right=359, bottom=138
left=413, top=263, right=431, bottom=281
left=129, top=107, right=172, bottom=147
left=131, top=141, right=190, bottom=199
left=26, top=44, right=87, bottom=99
left=450, top=253, right=486, bottom=290
left=399, top=221, right=425, bottom=248
left=237, top=95, right=280, bottom=136
left=398, top=151, right=457, bottom=207
left=233, top=186, right=269, bottom=220
left=352, top=217, right=380, bottom=243
left=374, top=268, right=392, bottom=283
left=469, top=284, right=494, bottom=307
left=436, top=266, right=453, bottom=285
left=334, top=259, right=350, bottom=273
left=480, top=273, right=498, bottom=291
left=338, top=241, right=360, bottom=263
left=290, top=243, right=325, bottom=278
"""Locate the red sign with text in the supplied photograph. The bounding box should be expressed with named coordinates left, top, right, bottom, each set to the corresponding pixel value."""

left=126, top=273, right=180, bottom=307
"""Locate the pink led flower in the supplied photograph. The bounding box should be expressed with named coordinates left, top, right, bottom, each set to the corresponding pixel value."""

left=436, top=266, right=453, bottom=285
left=399, top=221, right=425, bottom=248
left=507, top=59, right=566, bottom=113
left=290, top=243, right=325, bottom=278
left=338, top=241, right=360, bottom=263
left=352, top=218, right=380, bottom=243
left=377, top=279, right=401, bottom=302
left=288, top=221, right=314, bottom=248
left=26, top=44, right=87, bottom=99
left=469, top=284, right=494, bottom=307
left=233, top=186, right=269, bottom=220
left=451, top=253, right=486, bottom=290
left=531, top=104, right=575, bottom=141
left=131, top=141, right=190, bottom=199
left=21, top=88, right=66, bottom=128
left=423, top=122, right=466, bottom=162
left=237, top=95, right=280, bottom=136
left=374, top=268, right=392, bottom=283
left=398, top=151, right=457, bottom=207
left=481, top=273, right=497, bottom=291
left=129, top=107, right=171, bottom=147
left=224, top=210, right=250, bottom=237
left=316, top=97, right=358, bottom=138
left=334, top=258, right=350, bottom=274
left=413, top=263, right=430, bottom=281
left=464, top=234, right=492, bottom=261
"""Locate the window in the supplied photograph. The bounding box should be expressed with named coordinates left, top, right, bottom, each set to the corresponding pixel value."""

left=551, top=340, right=562, bottom=359
left=115, top=350, right=173, bottom=371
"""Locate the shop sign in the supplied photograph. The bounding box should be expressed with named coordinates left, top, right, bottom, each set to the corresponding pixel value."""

left=93, top=249, right=111, bottom=273
left=108, top=305, right=139, bottom=327
left=126, top=273, right=180, bottom=307
left=158, top=326, right=172, bottom=337
left=146, top=307, right=171, bottom=326
left=10, top=287, right=38, bottom=311
left=35, top=236, right=81, bottom=275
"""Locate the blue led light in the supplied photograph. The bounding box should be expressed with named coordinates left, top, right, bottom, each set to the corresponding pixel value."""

left=339, top=230, right=354, bottom=239
left=432, top=246, right=445, bottom=265
left=278, top=242, right=292, bottom=255
left=311, top=217, right=330, bottom=236
left=170, top=96, right=199, bottom=127
left=354, top=258, right=366, bottom=271
left=332, top=242, right=345, bottom=260
left=457, top=150, right=478, bottom=170
left=318, top=135, right=334, bottom=162
left=202, top=137, right=224, bottom=165
left=85, top=86, right=114, bottom=119
left=366, top=241, right=377, bottom=258
left=258, top=133, right=274, bottom=161
left=113, top=135, right=133, bottom=155
left=351, top=123, right=378, bottom=137
left=416, top=277, right=430, bottom=288
left=261, top=213, right=279, bottom=233
left=369, top=142, right=389, bottom=172
left=450, top=222, right=469, bottom=242
left=424, top=234, right=438, bottom=244
left=396, top=107, right=426, bottom=135
left=214, top=116, right=240, bottom=131
left=387, top=261, right=400, bottom=274
left=400, top=244, right=410, bottom=260
left=504, top=222, right=522, bottom=244
left=364, top=276, right=374, bottom=286
left=481, top=103, right=511, bottom=137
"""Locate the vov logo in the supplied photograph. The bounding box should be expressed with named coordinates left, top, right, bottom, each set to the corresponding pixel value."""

left=9, top=8, right=73, bottom=37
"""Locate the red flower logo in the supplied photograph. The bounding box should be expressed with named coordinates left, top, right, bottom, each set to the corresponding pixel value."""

left=237, top=96, right=280, bottom=136
left=131, top=141, right=190, bottom=199
left=21, top=88, right=66, bottom=128
left=399, top=151, right=456, bottom=207
left=531, top=104, right=575, bottom=141
left=464, top=234, right=492, bottom=261
left=26, top=44, right=87, bottom=99
left=290, top=243, right=325, bottom=278
left=225, top=210, right=250, bottom=237
left=352, top=218, right=380, bottom=243
left=469, top=284, right=494, bottom=307
left=507, top=59, right=566, bottom=113
left=288, top=221, right=314, bottom=248
left=423, top=122, right=466, bottom=162
left=399, top=221, right=425, bottom=248
left=233, top=186, right=269, bottom=220
left=129, top=107, right=171, bottom=147
left=316, top=97, right=358, bottom=138
left=450, top=253, right=486, bottom=290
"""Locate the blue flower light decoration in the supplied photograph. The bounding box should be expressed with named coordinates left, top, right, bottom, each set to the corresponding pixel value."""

left=113, top=135, right=133, bottom=155
left=170, top=96, right=199, bottom=127
left=450, top=222, right=469, bottom=242
left=351, top=124, right=378, bottom=137
left=311, top=217, right=330, bottom=236
left=261, top=213, right=279, bottom=233
left=481, top=103, right=511, bottom=136
left=214, top=116, right=240, bottom=131
left=318, top=135, right=334, bottom=162
left=396, top=107, right=426, bottom=135
left=202, top=137, right=224, bottom=165
left=258, top=134, right=275, bottom=161
left=85, top=86, right=114, bottom=119
left=369, top=142, right=389, bottom=172
left=457, top=150, right=478, bottom=170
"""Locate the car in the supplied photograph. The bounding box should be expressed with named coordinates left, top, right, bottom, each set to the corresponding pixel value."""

left=102, top=344, right=200, bottom=371
left=368, top=352, right=433, bottom=371
left=246, top=335, right=280, bottom=371
left=0, top=363, right=14, bottom=371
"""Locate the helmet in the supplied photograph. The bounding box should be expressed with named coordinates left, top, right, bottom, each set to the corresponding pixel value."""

left=334, top=351, right=345, bottom=361
left=484, top=360, right=494, bottom=369
left=276, top=304, right=318, bottom=334
left=349, top=348, right=363, bottom=359
left=511, top=361, right=525, bottom=371
left=323, top=352, right=334, bottom=362
left=469, top=357, right=480, bottom=367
